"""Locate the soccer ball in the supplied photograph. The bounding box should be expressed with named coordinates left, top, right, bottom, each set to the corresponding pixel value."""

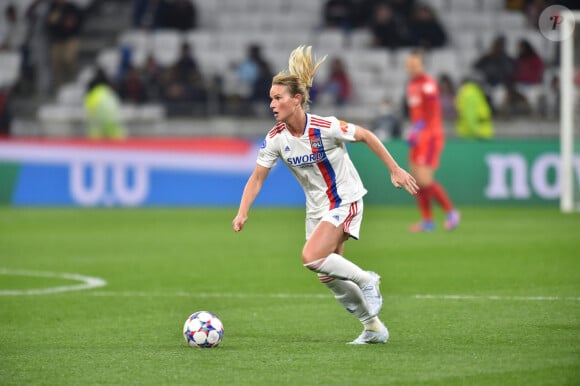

left=183, top=311, right=224, bottom=348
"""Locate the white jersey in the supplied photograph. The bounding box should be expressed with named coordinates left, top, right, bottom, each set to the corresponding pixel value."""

left=257, top=113, right=367, bottom=217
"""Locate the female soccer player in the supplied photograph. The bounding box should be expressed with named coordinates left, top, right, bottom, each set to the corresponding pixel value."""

left=232, top=46, right=418, bottom=344
left=405, top=50, right=460, bottom=232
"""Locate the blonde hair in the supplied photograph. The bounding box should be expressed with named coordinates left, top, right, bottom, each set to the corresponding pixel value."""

left=272, top=45, right=327, bottom=111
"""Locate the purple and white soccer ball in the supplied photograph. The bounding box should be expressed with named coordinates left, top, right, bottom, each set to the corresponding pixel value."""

left=183, top=311, right=224, bottom=348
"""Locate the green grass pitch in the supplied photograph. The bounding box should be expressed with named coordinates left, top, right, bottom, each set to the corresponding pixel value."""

left=1, top=206, right=579, bottom=385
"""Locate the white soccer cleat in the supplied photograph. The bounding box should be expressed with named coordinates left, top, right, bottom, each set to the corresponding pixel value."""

left=361, top=271, right=383, bottom=317
left=348, top=324, right=389, bottom=345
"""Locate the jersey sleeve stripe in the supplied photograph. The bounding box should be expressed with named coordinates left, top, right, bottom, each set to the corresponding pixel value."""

left=268, top=122, right=286, bottom=138
left=310, top=117, right=332, bottom=128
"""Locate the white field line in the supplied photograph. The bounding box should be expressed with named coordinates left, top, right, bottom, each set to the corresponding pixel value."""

left=87, top=291, right=580, bottom=302
left=413, top=294, right=580, bottom=302
left=1, top=268, right=578, bottom=301
left=0, top=268, right=107, bottom=295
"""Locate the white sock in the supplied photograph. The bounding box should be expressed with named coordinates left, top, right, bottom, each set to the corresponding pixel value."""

left=306, top=253, right=372, bottom=287
left=362, top=317, right=384, bottom=332
left=318, top=275, right=372, bottom=323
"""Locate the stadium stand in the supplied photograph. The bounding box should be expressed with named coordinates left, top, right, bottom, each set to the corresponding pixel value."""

left=2, top=0, right=569, bottom=137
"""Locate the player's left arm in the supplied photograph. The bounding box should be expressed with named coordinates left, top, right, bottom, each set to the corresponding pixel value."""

left=354, top=125, right=418, bottom=195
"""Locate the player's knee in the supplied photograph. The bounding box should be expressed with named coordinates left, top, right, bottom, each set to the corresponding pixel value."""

left=301, top=250, right=316, bottom=266
left=302, top=248, right=325, bottom=269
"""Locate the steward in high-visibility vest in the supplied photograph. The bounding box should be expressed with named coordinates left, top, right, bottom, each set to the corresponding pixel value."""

left=455, top=81, right=494, bottom=140
left=84, top=69, right=126, bottom=140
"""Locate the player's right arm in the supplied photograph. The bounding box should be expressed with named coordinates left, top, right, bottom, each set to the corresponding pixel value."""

left=232, top=164, right=271, bottom=232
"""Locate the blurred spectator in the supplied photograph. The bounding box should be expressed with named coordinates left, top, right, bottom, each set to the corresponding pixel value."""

left=249, top=60, right=273, bottom=104
left=173, top=41, right=203, bottom=87
left=232, top=43, right=273, bottom=114
left=370, top=2, right=408, bottom=49
left=161, top=0, right=197, bottom=31
left=132, top=0, right=162, bottom=29
left=558, top=0, right=580, bottom=9
left=522, top=0, right=580, bottom=27
left=390, top=0, right=416, bottom=19
left=117, top=65, right=148, bottom=104
left=0, top=87, right=13, bottom=136
left=538, top=74, right=560, bottom=119
left=351, top=0, right=375, bottom=28
left=46, top=0, right=83, bottom=91
left=455, top=75, right=494, bottom=140
left=141, top=54, right=163, bottom=100
left=438, top=73, right=456, bottom=120
left=504, top=0, right=524, bottom=10
left=473, top=36, right=515, bottom=88
left=133, top=0, right=197, bottom=31
left=116, top=45, right=133, bottom=85
left=322, top=57, right=352, bottom=106
left=523, top=0, right=547, bottom=27
left=0, top=4, right=28, bottom=51
left=408, top=4, right=447, bottom=49
left=497, top=82, right=532, bottom=118
left=160, top=41, right=207, bottom=115
left=323, top=0, right=354, bottom=31
left=545, top=74, right=559, bottom=118
left=0, top=3, right=32, bottom=95
left=84, top=68, right=126, bottom=139
left=371, top=97, right=402, bottom=141
left=512, top=38, right=544, bottom=85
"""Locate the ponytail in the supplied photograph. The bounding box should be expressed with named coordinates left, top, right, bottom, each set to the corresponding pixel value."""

left=272, top=45, right=327, bottom=111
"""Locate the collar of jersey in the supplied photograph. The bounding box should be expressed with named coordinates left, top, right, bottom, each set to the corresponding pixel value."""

left=302, top=113, right=309, bottom=136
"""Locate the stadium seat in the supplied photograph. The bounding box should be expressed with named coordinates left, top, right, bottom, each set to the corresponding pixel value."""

left=316, top=30, right=347, bottom=51
left=96, top=48, right=120, bottom=78
left=443, top=10, right=496, bottom=31
left=151, top=30, right=182, bottom=67
left=76, top=66, right=95, bottom=86
left=349, top=29, right=373, bottom=50
left=479, top=0, right=502, bottom=11
left=186, top=31, right=219, bottom=52
left=446, top=0, right=479, bottom=11
left=0, top=51, right=21, bottom=88
left=494, top=11, right=527, bottom=30
left=118, top=30, right=150, bottom=54
left=424, top=49, right=460, bottom=79
left=57, top=83, right=86, bottom=106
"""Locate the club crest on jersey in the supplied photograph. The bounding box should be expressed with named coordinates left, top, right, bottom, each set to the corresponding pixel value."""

left=423, top=82, right=436, bottom=94
left=311, top=140, right=323, bottom=148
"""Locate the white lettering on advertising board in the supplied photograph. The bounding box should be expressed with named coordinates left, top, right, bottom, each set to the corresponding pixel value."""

left=485, top=153, right=580, bottom=200
left=70, top=161, right=149, bottom=206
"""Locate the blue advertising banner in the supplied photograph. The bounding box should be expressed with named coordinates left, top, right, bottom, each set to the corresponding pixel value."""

left=0, top=138, right=304, bottom=207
